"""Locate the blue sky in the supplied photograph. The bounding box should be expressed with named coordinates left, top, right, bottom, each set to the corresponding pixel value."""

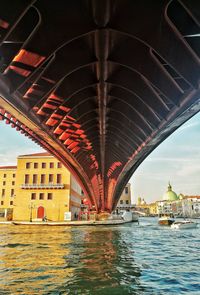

left=0, top=112, right=200, bottom=203
left=0, top=122, right=44, bottom=165
left=130, top=112, right=200, bottom=203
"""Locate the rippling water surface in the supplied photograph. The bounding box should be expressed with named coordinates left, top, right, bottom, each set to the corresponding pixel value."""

left=0, top=218, right=199, bottom=294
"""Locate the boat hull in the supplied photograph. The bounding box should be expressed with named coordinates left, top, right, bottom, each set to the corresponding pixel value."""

left=12, top=220, right=128, bottom=226
left=132, top=212, right=139, bottom=222
left=158, top=218, right=174, bottom=226
left=12, top=221, right=47, bottom=225
left=171, top=221, right=198, bottom=229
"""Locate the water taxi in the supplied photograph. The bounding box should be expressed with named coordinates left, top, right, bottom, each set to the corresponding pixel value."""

left=158, top=213, right=175, bottom=226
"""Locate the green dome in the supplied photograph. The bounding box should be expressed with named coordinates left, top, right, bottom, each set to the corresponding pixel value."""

left=163, top=182, right=178, bottom=201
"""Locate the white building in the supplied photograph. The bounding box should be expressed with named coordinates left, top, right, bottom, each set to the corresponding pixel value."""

left=116, top=183, right=135, bottom=213
left=182, top=196, right=200, bottom=218
left=156, top=183, right=200, bottom=218
left=157, top=182, right=179, bottom=215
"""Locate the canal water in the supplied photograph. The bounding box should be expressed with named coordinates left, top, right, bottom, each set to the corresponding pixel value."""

left=0, top=217, right=199, bottom=295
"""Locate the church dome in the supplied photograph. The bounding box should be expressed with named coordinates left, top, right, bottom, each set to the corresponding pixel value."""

left=163, top=182, right=178, bottom=201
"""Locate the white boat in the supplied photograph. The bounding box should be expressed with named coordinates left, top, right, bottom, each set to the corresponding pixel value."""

left=132, top=211, right=139, bottom=222
left=111, top=210, right=139, bottom=222
left=121, top=211, right=139, bottom=222
left=122, top=211, right=133, bottom=222
left=171, top=220, right=198, bottom=229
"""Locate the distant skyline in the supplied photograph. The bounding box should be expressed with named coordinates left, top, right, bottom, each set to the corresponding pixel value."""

left=0, top=112, right=200, bottom=203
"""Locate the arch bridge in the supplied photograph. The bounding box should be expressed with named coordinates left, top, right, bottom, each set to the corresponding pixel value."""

left=0, top=0, right=199, bottom=212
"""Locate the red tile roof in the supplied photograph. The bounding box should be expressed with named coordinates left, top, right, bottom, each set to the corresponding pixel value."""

left=0, top=165, right=17, bottom=169
left=184, top=196, right=200, bottom=199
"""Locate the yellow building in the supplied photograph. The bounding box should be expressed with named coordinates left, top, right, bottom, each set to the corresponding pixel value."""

left=137, top=197, right=142, bottom=206
left=0, top=166, right=17, bottom=220
left=0, top=152, right=82, bottom=222
left=136, top=200, right=157, bottom=216
left=69, top=174, right=83, bottom=219
left=146, top=202, right=157, bottom=215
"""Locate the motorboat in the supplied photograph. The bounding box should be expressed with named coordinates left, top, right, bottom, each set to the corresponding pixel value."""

left=132, top=211, right=139, bottom=222
left=111, top=210, right=139, bottom=222
left=158, top=213, right=175, bottom=226
left=122, top=211, right=134, bottom=222
left=171, top=220, right=198, bottom=229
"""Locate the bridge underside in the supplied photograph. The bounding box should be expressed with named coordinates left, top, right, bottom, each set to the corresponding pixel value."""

left=0, top=0, right=199, bottom=212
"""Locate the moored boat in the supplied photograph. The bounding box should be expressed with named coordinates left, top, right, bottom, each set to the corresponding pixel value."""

left=171, top=220, right=198, bottom=229
left=12, top=221, right=47, bottom=225
left=12, top=220, right=128, bottom=226
left=132, top=211, right=139, bottom=222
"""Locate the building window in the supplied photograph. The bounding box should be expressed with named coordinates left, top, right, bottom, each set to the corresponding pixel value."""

left=3, top=174, right=6, bottom=178
left=31, top=193, right=36, bottom=200
left=41, top=174, right=45, bottom=184
left=120, top=200, right=123, bottom=204
left=3, top=181, right=6, bottom=186
left=57, top=162, right=62, bottom=168
left=39, top=193, right=44, bottom=200
left=10, top=201, right=13, bottom=206
left=34, top=163, right=38, bottom=169
left=42, top=162, right=46, bottom=169
left=47, top=193, right=53, bottom=200
left=12, top=181, right=15, bottom=185
left=13, top=173, right=16, bottom=178
left=50, top=162, right=54, bottom=168
left=1, top=201, right=4, bottom=205
left=126, top=200, right=129, bottom=205
left=49, top=174, right=53, bottom=183
left=11, top=189, right=14, bottom=197
left=26, top=162, right=31, bottom=169
left=25, top=174, right=29, bottom=184
left=33, top=174, right=37, bottom=184
left=125, top=187, right=128, bottom=194
left=2, top=189, right=5, bottom=197
left=57, top=174, right=61, bottom=184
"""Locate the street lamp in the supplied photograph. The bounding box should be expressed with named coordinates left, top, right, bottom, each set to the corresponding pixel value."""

left=29, top=203, right=36, bottom=222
